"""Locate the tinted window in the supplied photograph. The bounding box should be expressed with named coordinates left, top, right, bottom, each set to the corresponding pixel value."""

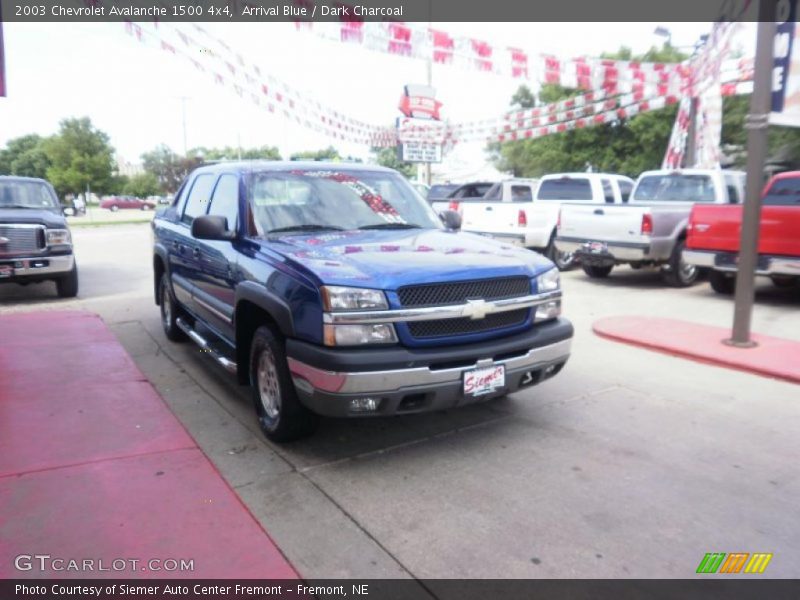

left=537, top=178, right=592, bottom=200
left=182, top=174, right=216, bottom=224
left=427, top=184, right=458, bottom=200
left=726, top=185, right=740, bottom=204
left=483, top=183, right=502, bottom=201
left=0, top=180, right=59, bottom=209
left=451, top=183, right=492, bottom=199
left=511, top=186, right=533, bottom=202
left=619, top=180, right=633, bottom=203
left=601, top=179, right=615, bottom=203
left=633, top=174, right=716, bottom=203
left=207, top=174, right=239, bottom=231
left=763, top=177, right=800, bottom=205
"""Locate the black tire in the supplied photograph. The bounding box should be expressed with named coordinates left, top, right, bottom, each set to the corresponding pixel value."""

left=110, top=205, right=119, bottom=212
left=662, top=240, right=699, bottom=287
left=250, top=325, right=317, bottom=442
left=581, top=264, right=613, bottom=278
left=159, top=273, right=187, bottom=342
left=55, top=263, right=79, bottom=298
left=545, top=235, right=575, bottom=271
left=771, top=276, right=797, bottom=289
left=709, top=270, right=736, bottom=295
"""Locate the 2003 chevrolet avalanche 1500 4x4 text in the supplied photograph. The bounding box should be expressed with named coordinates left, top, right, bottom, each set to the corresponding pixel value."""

left=0, top=176, right=79, bottom=297
left=152, top=162, right=573, bottom=441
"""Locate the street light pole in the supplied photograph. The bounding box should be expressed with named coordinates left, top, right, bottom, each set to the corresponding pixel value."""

left=727, top=0, right=776, bottom=347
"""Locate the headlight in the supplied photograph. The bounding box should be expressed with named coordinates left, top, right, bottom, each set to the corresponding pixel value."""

left=323, top=324, right=398, bottom=346
left=536, top=268, right=560, bottom=293
left=46, top=229, right=72, bottom=246
left=321, top=286, right=388, bottom=311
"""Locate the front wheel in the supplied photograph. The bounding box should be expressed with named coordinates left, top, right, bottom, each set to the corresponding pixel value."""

left=159, top=273, right=186, bottom=342
left=55, top=263, right=79, bottom=298
left=250, top=326, right=317, bottom=442
left=582, top=264, right=613, bottom=278
left=709, top=270, right=736, bottom=295
left=662, top=241, right=699, bottom=287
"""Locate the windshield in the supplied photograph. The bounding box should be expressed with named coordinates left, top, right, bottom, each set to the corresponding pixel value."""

left=763, top=177, right=800, bottom=205
left=0, top=180, right=60, bottom=209
left=632, top=174, right=716, bottom=203
left=537, top=178, right=592, bottom=200
left=248, top=169, right=442, bottom=235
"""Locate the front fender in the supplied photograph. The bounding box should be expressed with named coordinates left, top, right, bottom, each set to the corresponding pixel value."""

left=234, top=280, right=296, bottom=338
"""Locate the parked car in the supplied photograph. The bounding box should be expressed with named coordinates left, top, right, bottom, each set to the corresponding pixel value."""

left=152, top=162, right=573, bottom=442
left=0, top=176, right=79, bottom=297
left=100, top=196, right=156, bottom=211
left=684, top=170, right=800, bottom=294
left=461, top=174, right=631, bottom=270
left=556, top=169, right=745, bottom=286
left=427, top=183, right=459, bottom=203
left=431, top=181, right=495, bottom=214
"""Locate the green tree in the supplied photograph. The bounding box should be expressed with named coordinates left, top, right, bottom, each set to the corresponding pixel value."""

left=0, top=134, right=51, bottom=179
left=190, top=145, right=281, bottom=161
left=43, top=118, right=117, bottom=199
left=371, top=146, right=415, bottom=178
left=122, top=173, right=161, bottom=198
left=141, top=145, right=203, bottom=194
left=289, top=146, right=341, bottom=161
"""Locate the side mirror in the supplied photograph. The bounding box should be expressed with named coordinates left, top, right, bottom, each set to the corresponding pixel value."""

left=440, top=209, right=462, bottom=230
left=191, top=214, right=235, bottom=241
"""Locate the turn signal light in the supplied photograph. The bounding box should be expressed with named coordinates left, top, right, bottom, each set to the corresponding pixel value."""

left=641, top=213, right=653, bottom=235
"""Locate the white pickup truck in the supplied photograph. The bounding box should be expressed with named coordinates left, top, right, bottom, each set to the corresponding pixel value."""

left=555, top=168, right=746, bottom=286
left=461, top=173, right=633, bottom=269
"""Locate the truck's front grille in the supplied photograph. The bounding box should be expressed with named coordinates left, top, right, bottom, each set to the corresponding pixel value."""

left=397, top=277, right=530, bottom=308
left=407, top=308, right=529, bottom=338
left=0, top=225, right=45, bottom=256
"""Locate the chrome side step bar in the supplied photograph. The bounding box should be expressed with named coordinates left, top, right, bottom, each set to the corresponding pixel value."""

left=176, top=317, right=237, bottom=374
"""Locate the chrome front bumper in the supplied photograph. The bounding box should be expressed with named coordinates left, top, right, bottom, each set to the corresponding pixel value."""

left=0, top=254, right=74, bottom=277
left=683, top=250, right=800, bottom=277
left=288, top=337, right=571, bottom=396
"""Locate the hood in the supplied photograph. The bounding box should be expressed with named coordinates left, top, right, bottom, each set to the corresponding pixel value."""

left=260, top=229, right=553, bottom=290
left=0, top=208, right=67, bottom=229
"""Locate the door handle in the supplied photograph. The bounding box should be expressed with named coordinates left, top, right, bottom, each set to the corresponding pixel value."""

left=594, top=209, right=605, bottom=215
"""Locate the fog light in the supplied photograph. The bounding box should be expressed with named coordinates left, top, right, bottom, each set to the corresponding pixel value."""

left=535, top=299, right=561, bottom=322
left=349, top=397, right=382, bottom=413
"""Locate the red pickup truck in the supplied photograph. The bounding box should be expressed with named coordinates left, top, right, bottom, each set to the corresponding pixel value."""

left=683, top=171, right=800, bottom=294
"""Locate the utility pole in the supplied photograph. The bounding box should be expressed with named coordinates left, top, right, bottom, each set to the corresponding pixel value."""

left=727, top=0, right=776, bottom=347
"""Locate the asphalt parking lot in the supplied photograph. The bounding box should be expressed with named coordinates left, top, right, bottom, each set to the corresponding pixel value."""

left=2, top=223, right=799, bottom=578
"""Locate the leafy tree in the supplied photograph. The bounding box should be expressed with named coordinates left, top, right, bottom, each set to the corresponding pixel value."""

left=0, top=134, right=51, bottom=179
left=141, top=145, right=203, bottom=194
left=43, top=118, right=117, bottom=199
left=371, top=146, right=415, bottom=178
left=122, top=173, right=161, bottom=198
left=510, top=85, right=536, bottom=110
left=190, top=145, right=281, bottom=161
left=289, top=146, right=341, bottom=161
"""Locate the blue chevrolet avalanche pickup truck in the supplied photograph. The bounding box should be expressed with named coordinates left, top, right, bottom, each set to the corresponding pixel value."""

left=152, top=162, right=573, bottom=441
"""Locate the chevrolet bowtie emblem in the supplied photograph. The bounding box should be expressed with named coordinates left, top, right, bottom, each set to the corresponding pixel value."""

left=464, top=298, right=490, bottom=320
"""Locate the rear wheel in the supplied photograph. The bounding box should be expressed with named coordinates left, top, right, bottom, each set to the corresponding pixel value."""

left=55, top=263, right=79, bottom=298
left=250, top=325, right=317, bottom=442
left=581, top=264, right=613, bottom=278
left=159, top=273, right=186, bottom=342
left=662, top=240, right=699, bottom=287
left=545, top=235, right=575, bottom=271
left=709, top=270, right=736, bottom=295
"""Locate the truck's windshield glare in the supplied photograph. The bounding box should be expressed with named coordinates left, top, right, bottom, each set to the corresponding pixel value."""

left=763, top=177, right=800, bottom=205
left=537, top=178, right=592, bottom=200
left=633, top=175, right=715, bottom=202
left=248, top=170, right=442, bottom=235
left=0, top=181, right=59, bottom=209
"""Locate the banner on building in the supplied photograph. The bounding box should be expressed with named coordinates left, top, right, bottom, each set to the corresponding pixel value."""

left=771, top=0, right=800, bottom=127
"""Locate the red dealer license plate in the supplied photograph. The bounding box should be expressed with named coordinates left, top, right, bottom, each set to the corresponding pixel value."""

left=463, top=365, right=505, bottom=397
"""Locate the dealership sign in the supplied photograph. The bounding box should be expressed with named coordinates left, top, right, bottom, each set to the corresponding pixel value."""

left=772, top=0, right=800, bottom=127
left=398, top=84, right=442, bottom=120
left=398, top=142, right=443, bottom=163
left=397, top=85, right=444, bottom=162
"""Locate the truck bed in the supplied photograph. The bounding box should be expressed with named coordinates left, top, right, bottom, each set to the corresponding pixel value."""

left=687, top=205, right=800, bottom=257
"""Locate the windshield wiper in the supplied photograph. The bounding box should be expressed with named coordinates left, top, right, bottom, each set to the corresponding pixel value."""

left=358, top=223, right=423, bottom=230
left=267, top=224, right=345, bottom=235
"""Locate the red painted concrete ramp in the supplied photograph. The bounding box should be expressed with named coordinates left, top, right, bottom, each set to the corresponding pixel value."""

left=593, top=316, right=800, bottom=385
left=0, top=311, right=298, bottom=579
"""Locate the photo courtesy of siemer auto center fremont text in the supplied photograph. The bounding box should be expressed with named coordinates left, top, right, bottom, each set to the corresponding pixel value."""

left=0, top=0, right=798, bottom=598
